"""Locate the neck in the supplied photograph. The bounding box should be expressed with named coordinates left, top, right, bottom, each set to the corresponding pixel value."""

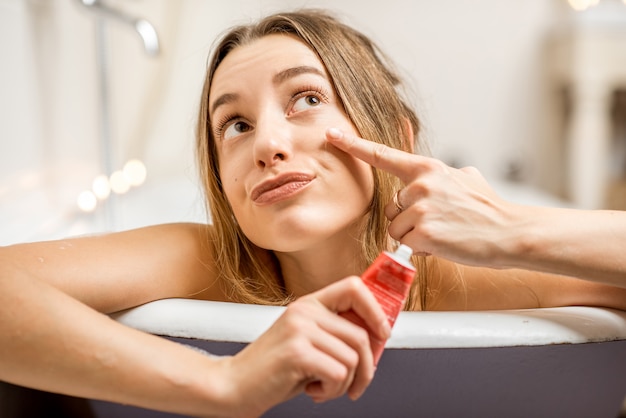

left=276, top=235, right=367, bottom=298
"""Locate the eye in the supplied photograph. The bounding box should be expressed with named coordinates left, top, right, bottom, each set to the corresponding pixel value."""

left=223, top=120, right=252, bottom=141
left=292, top=94, right=322, bottom=113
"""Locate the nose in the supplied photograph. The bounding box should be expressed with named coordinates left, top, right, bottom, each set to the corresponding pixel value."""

left=253, top=114, right=293, bottom=169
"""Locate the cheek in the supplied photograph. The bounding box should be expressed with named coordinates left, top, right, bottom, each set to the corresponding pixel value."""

left=218, top=150, right=248, bottom=202
left=352, top=161, right=375, bottom=204
left=221, top=177, right=246, bottom=221
left=330, top=147, right=375, bottom=202
left=217, top=175, right=246, bottom=229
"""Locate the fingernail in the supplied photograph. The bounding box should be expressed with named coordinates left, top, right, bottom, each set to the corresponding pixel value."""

left=349, top=386, right=365, bottom=401
left=327, top=127, right=343, bottom=139
left=381, top=320, right=391, bottom=339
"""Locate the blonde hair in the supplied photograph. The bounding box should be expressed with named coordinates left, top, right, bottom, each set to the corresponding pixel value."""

left=196, top=9, right=431, bottom=308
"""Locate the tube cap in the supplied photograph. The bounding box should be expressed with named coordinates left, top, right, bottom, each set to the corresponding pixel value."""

left=394, top=244, right=413, bottom=262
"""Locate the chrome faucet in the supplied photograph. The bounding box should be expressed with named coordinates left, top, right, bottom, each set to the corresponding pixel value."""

left=76, top=0, right=160, bottom=56
left=74, top=0, right=160, bottom=230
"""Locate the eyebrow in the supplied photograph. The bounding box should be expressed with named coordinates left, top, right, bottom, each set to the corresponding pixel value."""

left=210, top=93, right=238, bottom=116
left=209, top=65, right=326, bottom=116
left=272, top=65, right=325, bottom=86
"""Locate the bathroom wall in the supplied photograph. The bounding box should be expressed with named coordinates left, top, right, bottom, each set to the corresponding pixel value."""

left=1, top=0, right=577, bottom=241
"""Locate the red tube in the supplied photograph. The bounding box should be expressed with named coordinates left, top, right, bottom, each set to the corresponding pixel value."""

left=342, top=244, right=415, bottom=364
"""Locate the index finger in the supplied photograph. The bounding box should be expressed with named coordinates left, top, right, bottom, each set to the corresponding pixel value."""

left=326, top=127, right=430, bottom=183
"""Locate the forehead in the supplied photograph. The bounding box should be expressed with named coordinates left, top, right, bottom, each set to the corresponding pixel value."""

left=210, top=34, right=325, bottom=98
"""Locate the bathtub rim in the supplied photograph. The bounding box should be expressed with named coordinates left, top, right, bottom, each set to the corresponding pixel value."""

left=111, top=298, right=626, bottom=349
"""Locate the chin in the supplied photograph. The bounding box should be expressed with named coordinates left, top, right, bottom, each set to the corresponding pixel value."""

left=242, top=202, right=367, bottom=250
left=259, top=225, right=363, bottom=255
left=250, top=227, right=321, bottom=253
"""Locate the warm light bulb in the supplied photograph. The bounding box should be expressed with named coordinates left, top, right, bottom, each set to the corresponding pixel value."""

left=92, top=174, right=111, bottom=200
left=568, top=0, right=590, bottom=10
left=110, top=170, right=130, bottom=194
left=77, top=190, right=97, bottom=212
left=123, top=159, right=147, bottom=187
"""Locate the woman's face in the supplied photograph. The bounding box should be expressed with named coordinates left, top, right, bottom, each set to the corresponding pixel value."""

left=209, top=34, right=374, bottom=252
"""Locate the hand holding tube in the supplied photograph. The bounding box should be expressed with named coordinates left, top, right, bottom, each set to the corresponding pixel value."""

left=219, top=276, right=391, bottom=416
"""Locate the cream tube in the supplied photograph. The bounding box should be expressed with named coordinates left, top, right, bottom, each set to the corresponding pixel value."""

left=343, top=244, right=416, bottom=364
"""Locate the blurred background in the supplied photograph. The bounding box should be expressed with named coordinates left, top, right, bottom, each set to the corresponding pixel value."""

left=1, top=0, right=625, bottom=245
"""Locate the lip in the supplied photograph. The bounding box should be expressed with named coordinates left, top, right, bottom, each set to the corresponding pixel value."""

left=251, top=172, right=315, bottom=205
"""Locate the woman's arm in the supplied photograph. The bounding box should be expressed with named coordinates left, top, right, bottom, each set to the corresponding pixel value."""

left=0, top=223, right=229, bottom=414
left=427, top=259, right=626, bottom=311
left=326, top=128, right=626, bottom=289
left=496, top=206, right=626, bottom=287
left=0, top=272, right=387, bottom=416
left=0, top=270, right=231, bottom=415
left=0, top=224, right=389, bottom=416
left=3, top=223, right=225, bottom=313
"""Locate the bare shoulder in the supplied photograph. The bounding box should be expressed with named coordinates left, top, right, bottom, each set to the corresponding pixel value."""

left=1, top=223, right=228, bottom=313
left=425, top=258, right=626, bottom=311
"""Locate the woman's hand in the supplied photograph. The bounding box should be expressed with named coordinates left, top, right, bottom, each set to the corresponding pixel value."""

left=220, top=276, right=390, bottom=417
left=326, top=128, right=524, bottom=268
left=326, top=128, right=626, bottom=304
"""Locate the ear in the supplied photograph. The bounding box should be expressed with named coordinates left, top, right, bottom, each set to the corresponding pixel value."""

left=402, top=117, right=415, bottom=154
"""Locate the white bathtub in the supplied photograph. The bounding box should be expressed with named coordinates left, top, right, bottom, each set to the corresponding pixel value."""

left=87, top=300, right=626, bottom=418
left=3, top=301, right=625, bottom=418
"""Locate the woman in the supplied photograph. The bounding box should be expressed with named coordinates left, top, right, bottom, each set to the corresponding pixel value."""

left=1, top=9, right=625, bottom=418
left=197, top=9, right=625, bottom=309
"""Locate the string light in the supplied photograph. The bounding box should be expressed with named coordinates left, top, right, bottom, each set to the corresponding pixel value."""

left=92, top=174, right=111, bottom=200
left=123, top=159, right=147, bottom=186
left=76, top=159, right=148, bottom=211
left=567, top=0, right=606, bottom=11
left=110, top=170, right=131, bottom=194
left=568, top=0, right=591, bottom=11
left=77, top=190, right=97, bottom=212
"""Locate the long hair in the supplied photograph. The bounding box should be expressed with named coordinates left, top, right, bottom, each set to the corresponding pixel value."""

left=196, top=9, right=431, bottom=308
